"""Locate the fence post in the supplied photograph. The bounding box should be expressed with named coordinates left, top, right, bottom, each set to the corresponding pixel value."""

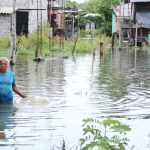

left=100, top=42, right=103, bottom=55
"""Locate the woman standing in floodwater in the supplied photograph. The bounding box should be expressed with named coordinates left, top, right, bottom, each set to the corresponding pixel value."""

left=0, top=57, right=27, bottom=104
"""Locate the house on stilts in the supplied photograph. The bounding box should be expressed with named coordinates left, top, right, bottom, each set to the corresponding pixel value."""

left=112, top=1, right=131, bottom=48
left=130, top=0, right=150, bottom=46
left=112, top=0, right=150, bottom=48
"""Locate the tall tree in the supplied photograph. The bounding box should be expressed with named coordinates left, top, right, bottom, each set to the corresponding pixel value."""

left=91, top=0, right=120, bottom=35
left=66, top=0, right=78, bottom=8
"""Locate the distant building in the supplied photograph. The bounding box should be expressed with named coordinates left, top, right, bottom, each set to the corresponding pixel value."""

left=130, top=0, right=150, bottom=38
left=85, top=22, right=95, bottom=34
left=84, top=13, right=100, bottom=36
left=112, top=0, right=150, bottom=45
left=112, top=2, right=131, bottom=37
left=0, top=0, right=47, bottom=37
left=0, top=0, right=66, bottom=37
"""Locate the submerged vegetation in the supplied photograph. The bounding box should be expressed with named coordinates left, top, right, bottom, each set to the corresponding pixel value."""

left=0, top=25, right=111, bottom=58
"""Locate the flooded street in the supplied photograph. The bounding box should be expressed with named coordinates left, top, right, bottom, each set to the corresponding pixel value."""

left=1, top=47, right=150, bottom=150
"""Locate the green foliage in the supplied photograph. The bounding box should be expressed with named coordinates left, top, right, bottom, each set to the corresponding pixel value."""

left=98, top=34, right=112, bottom=44
left=17, top=25, right=50, bottom=56
left=0, top=23, right=111, bottom=57
left=77, top=0, right=119, bottom=34
left=80, top=118, right=131, bottom=150
left=64, top=38, right=93, bottom=54
left=66, top=0, right=78, bottom=8
left=17, top=33, right=37, bottom=55
left=0, top=35, right=10, bottom=49
left=0, top=35, right=10, bottom=57
left=90, top=0, right=119, bottom=15
left=80, top=30, right=87, bottom=38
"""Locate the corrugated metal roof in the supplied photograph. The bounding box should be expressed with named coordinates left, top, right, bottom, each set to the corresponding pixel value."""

left=130, top=0, right=150, bottom=2
left=0, top=7, right=17, bottom=14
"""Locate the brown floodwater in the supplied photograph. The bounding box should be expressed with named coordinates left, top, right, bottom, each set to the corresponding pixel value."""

left=1, top=47, right=150, bottom=150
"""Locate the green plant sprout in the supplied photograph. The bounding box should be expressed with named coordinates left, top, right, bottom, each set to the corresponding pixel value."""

left=80, top=118, right=131, bottom=150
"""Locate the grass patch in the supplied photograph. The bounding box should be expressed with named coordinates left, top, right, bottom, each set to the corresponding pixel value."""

left=0, top=25, right=111, bottom=58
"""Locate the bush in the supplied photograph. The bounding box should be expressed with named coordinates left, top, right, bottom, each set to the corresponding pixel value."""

left=0, top=35, right=10, bottom=49
left=80, top=30, right=87, bottom=38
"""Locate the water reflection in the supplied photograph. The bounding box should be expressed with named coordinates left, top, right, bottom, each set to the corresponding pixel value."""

left=1, top=48, right=150, bottom=149
left=0, top=105, right=14, bottom=133
left=0, top=104, right=16, bottom=149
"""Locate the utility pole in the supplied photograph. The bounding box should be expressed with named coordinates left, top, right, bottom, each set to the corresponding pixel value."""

left=10, top=0, right=16, bottom=65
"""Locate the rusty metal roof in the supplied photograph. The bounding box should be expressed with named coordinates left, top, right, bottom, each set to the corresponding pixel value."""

left=0, top=7, right=17, bottom=14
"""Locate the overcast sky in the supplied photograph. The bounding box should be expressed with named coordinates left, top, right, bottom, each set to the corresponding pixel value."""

left=73, top=0, right=87, bottom=3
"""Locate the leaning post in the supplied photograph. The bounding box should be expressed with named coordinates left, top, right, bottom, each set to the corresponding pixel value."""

left=10, top=0, right=16, bottom=65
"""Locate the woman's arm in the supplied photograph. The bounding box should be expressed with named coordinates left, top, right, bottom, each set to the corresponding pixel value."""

left=12, top=83, right=27, bottom=98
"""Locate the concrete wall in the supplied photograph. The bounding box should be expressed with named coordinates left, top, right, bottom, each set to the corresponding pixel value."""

left=0, top=0, right=48, bottom=36
left=27, top=0, right=48, bottom=33
left=0, top=14, right=11, bottom=37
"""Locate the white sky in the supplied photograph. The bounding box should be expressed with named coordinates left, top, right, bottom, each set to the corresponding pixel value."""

left=73, top=0, right=87, bottom=3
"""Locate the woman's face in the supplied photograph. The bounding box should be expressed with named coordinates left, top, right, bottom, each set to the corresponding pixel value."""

left=0, top=60, right=8, bottom=73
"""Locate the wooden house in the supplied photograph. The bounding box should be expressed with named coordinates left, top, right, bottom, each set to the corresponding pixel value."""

left=112, top=2, right=131, bottom=39
left=130, top=0, right=150, bottom=40
left=112, top=0, right=150, bottom=47
left=112, top=2, right=132, bottom=48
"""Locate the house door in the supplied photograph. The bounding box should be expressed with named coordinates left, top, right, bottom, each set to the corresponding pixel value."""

left=16, top=11, right=28, bottom=36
